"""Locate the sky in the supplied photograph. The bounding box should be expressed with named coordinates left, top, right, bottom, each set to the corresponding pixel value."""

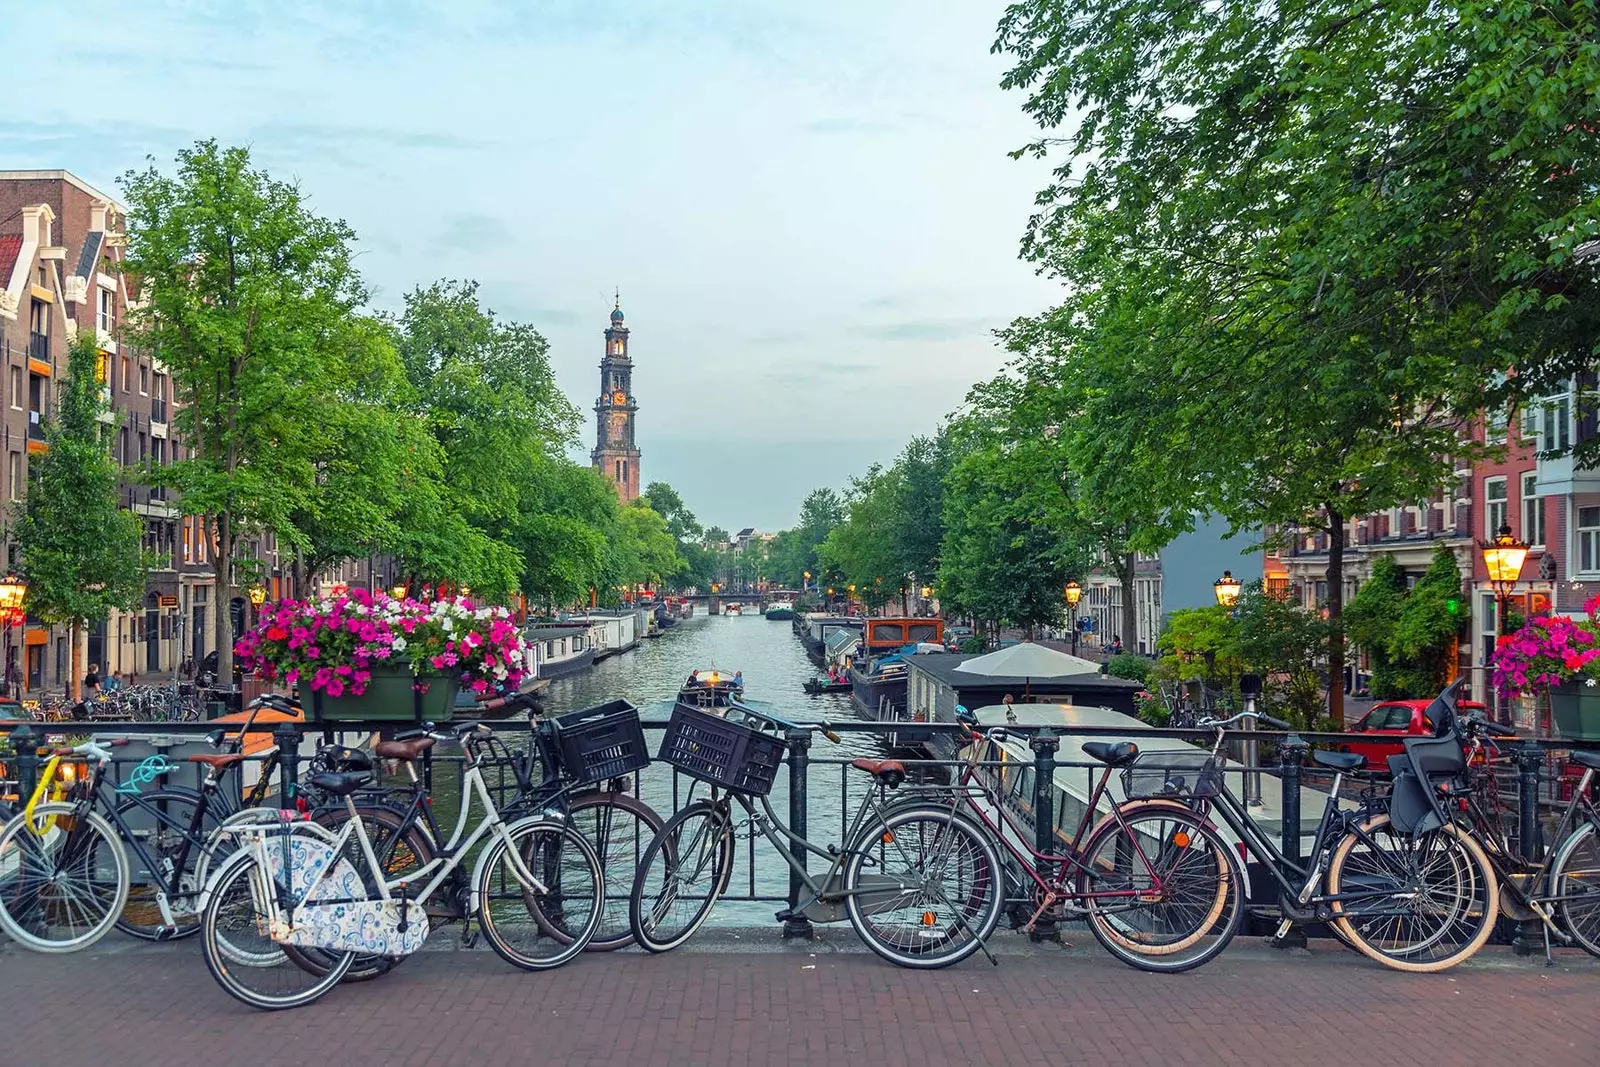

left=0, top=0, right=1063, bottom=532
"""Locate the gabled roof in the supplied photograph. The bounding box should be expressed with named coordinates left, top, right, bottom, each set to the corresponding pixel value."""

left=0, top=235, right=21, bottom=287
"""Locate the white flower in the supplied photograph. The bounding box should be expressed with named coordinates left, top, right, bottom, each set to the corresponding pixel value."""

left=392, top=636, right=407, bottom=652
left=441, top=618, right=454, bottom=633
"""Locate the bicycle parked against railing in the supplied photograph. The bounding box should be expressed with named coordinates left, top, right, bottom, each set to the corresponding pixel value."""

left=200, top=719, right=605, bottom=1010
left=1172, top=693, right=1500, bottom=972
left=309, top=691, right=663, bottom=965
left=628, top=702, right=1007, bottom=969
left=939, top=706, right=1245, bottom=972
left=1448, top=706, right=1600, bottom=960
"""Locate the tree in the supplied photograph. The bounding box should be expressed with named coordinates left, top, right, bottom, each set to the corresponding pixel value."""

left=703, top=526, right=730, bottom=547
left=616, top=501, right=685, bottom=591
left=1233, top=585, right=1333, bottom=727
left=642, top=481, right=703, bottom=544
left=1347, top=547, right=1467, bottom=698
left=122, top=141, right=366, bottom=681
left=16, top=334, right=150, bottom=699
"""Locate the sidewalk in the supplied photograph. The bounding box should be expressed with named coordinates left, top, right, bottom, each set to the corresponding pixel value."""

left=2, top=932, right=1596, bottom=1066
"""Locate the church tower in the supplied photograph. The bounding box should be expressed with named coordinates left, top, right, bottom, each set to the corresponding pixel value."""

left=592, top=294, right=641, bottom=503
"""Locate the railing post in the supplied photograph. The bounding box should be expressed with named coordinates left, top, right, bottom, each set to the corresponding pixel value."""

left=275, top=721, right=301, bottom=809
left=783, top=728, right=813, bottom=939
left=1513, top=741, right=1545, bottom=955
left=1273, top=741, right=1307, bottom=948
left=1029, top=729, right=1060, bottom=942
left=9, top=723, right=37, bottom=804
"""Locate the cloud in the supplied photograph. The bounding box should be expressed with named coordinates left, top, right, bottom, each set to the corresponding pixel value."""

left=857, top=318, right=995, bottom=342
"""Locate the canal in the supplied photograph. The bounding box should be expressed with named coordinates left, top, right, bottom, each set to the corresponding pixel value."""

left=543, top=610, right=894, bottom=926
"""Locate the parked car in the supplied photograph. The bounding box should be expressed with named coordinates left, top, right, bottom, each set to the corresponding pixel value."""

left=1339, top=697, right=1489, bottom=768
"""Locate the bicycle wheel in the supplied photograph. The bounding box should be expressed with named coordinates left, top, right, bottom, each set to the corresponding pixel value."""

left=476, top=817, right=603, bottom=970
left=293, top=803, right=434, bottom=981
left=113, top=789, right=224, bottom=941
left=1326, top=813, right=1498, bottom=972
left=843, top=803, right=1004, bottom=969
left=1548, top=819, right=1600, bottom=958
left=628, top=800, right=734, bottom=953
left=564, top=789, right=665, bottom=951
left=200, top=846, right=355, bottom=1011
left=1076, top=804, right=1244, bottom=972
left=0, top=803, right=129, bottom=952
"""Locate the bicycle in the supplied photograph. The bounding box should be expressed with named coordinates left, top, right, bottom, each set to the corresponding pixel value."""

left=1176, top=695, right=1500, bottom=972
left=310, top=692, right=663, bottom=964
left=628, top=703, right=1007, bottom=969
left=1448, top=706, right=1600, bottom=960
left=199, top=718, right=605, bottom=1010
left=937, top=707, right=1245, bottom=972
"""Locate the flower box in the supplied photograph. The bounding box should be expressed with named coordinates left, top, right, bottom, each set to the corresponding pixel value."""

left=1549, top=681, right=1600, bottom=742
left=306, top=665, right=459, bottom=724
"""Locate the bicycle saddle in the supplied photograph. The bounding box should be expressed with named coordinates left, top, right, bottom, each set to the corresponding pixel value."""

left=1570, top=750, right=1600, bottom=771
left=1081, top=741, right=1138, bottom=767
left=307, top=771, right=373, bottom=797
left=375, top=737, right=436, bottom=762
left=1310, top=749, right=1364, bottom=771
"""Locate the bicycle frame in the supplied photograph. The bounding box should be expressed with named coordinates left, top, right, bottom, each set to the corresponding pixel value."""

left=1463, top=749, right=1600, bottom=918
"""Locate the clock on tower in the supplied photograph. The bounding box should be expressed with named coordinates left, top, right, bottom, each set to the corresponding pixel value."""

left=591, top=294, right=641, bottom=502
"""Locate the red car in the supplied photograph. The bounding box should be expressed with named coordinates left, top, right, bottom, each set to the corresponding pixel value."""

left=1340, top=697, right=1489, bottom=768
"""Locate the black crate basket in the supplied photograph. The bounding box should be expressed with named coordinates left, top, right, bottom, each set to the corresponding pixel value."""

left=1121, top=749, right=1224, bottom=800
left=657, top=704, right=788, bottom=797
left=547, top=699, right=650, bottom=785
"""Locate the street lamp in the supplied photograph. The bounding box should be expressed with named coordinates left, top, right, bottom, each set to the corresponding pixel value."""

left=1481, top=523, right=1530, bottom=721
left=1064, top=580, right=1083, bottom=656
left=1213, top=571, right=1242, bottom=609
left=390, top=582, right=408, bottom=600
left=803, top=571, right=811, bottom=594
left=0, top=573, right=24, bottom=697
left=248, top=585, right=267, bottom=608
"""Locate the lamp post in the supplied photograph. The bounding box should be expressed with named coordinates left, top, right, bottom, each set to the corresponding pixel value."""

left=0, top=573, right=26, bottom=697
left=1480, top=523, right=1530, bottom=723
left=1213, top=570, right=1242, bottom=609
left=803, top=571, right=811, bottom=595
left=390, top=582, right=408, bottom=600
left=1064, top=580, right=1083, bottom=656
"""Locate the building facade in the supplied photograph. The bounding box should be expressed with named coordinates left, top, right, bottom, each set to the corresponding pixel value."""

left=592, top=297, right=640, bottom=503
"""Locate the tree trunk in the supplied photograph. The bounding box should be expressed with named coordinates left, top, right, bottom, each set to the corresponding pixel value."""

left=1119, top=552, right=1137, bottom=655
left=1326, top=508, right=1346, bottom=728
left=214, top=513, right=234, bottom=686
left=69, top=619, right=82, bottom=702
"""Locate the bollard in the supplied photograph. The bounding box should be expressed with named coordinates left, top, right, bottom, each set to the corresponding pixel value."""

left=275, top=721, right=301, bottom=809
left=783, top=729, right=813, bottom=939
left=1273, top=742, right=1308, bottom=948
left=1513, top=741, right=1545, bottom=955
left=1029, top=730, right=1061, bottom=942
left=9, top=723, right=37, bottom=804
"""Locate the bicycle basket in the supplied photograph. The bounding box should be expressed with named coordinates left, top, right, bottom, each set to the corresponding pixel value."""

left=1121, top=749, right=1222, bottom=800
left=657, top=704, right=787, bottom=796
left=547, top=700, right=650, bottom=785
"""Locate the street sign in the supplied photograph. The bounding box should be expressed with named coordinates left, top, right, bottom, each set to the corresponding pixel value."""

left=159, top=595, right=179, bottom=609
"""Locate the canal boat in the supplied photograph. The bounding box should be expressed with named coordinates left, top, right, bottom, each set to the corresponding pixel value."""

left=570, top=610, right=640, bottom=660
left=764, top=600, right=796, bottom=621
left=678, top=669, right=745, bottom=711
left=847, top=617, right=946, bottom=721
left=802, top=676, right=852, bottom=696
left=797, top=614, right=863, bottom=665
left=724, top=603, right=743, bottom=617
left=525, top=624, right=594, bottom=680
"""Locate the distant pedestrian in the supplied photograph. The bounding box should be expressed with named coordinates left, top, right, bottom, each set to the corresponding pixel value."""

left=1110, top=637, right=1123, bottom=658
left=83, top=663, right=101, bottom=694
left=732, top=671, right=744, bottom=689
left=105, top=670, right=124, bottom=693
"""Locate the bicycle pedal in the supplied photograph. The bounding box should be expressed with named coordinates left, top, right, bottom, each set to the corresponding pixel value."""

left=460, top=925, right=480, bottom=949
left=774, top=909, right=797, bottom=923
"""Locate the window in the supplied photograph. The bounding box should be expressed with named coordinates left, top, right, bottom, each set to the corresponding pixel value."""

left=7, top=452, right=18, bottom=502
left=97, top=287, right=114, bottom=333
left=1543, top=393, right=1572, bottom=454
left=153, top=437, right=166, bottom=467
left=7, top=367, right=18, bottom=411
left=1487, top=408, right=1509, bottom=445
left=121, top=356, right=132, bottom=393
left=137, top=431, right=147, bottom=463
left=138, top=363, right=149, bottom=396
left=1579, top=507, right=1600, bottom=576
left=1484, top=477, right=1508, bottom=538
left=1522, top=473, right=1545, bottom=549
left=118, top=427, right=128, bottom=464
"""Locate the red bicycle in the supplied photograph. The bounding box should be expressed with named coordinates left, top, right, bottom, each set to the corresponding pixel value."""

left=933, top=709, right=1246, bottom=972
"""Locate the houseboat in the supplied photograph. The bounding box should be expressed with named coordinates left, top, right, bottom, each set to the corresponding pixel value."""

left=796, top=614, right=863, bottom=665
left=847, top=617, right=945, bottom=721
left=571, top=610, right=641, bottom=660
left=764, top=600, right=796, bottom=621
left=526, top=624, right=595, bottom=680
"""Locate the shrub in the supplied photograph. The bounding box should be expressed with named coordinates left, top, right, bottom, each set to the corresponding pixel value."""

left=1106, top=653, right=1152, bottom=683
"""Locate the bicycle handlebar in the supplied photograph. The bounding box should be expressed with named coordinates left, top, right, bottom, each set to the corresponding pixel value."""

left=730, top=703, right=841, bottom=744
left=1199, top=710, right=1295, bottom=731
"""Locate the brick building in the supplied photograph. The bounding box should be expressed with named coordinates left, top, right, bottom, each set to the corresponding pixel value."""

left=592, top=297, right=641, bottom=503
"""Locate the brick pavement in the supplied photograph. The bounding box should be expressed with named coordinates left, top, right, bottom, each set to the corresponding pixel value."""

left=2, top=935, right=1597, bottom=1066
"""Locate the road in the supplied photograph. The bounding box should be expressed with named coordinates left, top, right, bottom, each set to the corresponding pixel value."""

left=2, top=933, right=1596, bottom=1066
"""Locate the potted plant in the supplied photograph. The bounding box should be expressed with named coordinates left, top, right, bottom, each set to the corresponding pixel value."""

left=1491, top=596, right=1600, bottom=740
left=235, top=589, right=534, bottom=722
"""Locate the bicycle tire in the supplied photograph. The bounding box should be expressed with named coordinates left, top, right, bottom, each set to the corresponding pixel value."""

left=561, top=789, right=665, bottom=951
left=476, top=817, right=604, bottom=970
left=113, top=788, right=225, bottom=941
left=200, top=846, right=355, bottom=1010
left=0, top=803, right=129, bottom=953
left=628, top=800, right=733, bottom=953
left=843, top=803, right=1004, bottom=969
left=1076, top=804, right=1244, bottom=972
left=1548, top=818, right=1600, bottom=958
left=1326, top=813, right=1498, bottom=972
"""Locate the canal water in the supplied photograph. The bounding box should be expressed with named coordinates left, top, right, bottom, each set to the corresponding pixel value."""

left=543, top=611, right=897, bottom=926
